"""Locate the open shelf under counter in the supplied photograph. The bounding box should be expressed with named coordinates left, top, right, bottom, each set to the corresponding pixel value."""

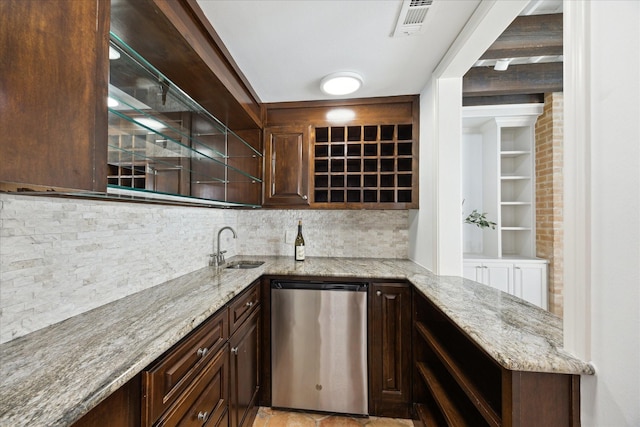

left=412, top=284, right=583, bottom=426
left=415, top=322, right=501, bottom=427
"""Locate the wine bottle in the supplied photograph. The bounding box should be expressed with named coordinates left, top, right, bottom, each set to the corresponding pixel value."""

left=294, top=220, right=305, bottom=261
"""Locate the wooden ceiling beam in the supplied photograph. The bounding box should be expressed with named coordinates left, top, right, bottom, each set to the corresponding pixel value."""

left=463, top=62, right=563, bottom=97
left=463, top=94, right=545, bottom=107
left=480, top=13, right=562, bottom=60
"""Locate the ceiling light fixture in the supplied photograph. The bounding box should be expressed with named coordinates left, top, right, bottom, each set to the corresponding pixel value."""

left=320, top=72, right=363, bottom=96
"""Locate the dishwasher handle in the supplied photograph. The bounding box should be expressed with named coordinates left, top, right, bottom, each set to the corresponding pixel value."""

left=271, top=281, right=368, bottom=292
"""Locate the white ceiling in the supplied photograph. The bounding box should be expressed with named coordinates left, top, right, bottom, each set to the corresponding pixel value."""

left=196, top=0, right=563, bottom=104
left=197, top=0, right=480, bottom=103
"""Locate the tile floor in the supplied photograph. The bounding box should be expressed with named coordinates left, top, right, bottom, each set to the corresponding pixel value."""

left=252, top=407, right=415, bottom=427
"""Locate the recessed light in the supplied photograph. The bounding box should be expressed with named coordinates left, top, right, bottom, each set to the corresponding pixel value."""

left=320, top=72, right=363, bottom=96
left=326, top=108, right=356, bottom=122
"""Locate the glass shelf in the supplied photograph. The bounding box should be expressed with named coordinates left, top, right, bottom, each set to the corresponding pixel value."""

left=107, top=32, right=262, bottom=206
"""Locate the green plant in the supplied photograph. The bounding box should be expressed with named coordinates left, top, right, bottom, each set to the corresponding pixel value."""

left=464, top=209, right=497, bottom=230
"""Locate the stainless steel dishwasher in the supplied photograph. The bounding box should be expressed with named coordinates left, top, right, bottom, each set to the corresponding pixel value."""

left=271, top=280, right=368, bottom=415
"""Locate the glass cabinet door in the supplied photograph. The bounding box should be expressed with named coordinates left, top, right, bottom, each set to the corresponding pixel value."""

left=107, top=33, right=262, bottom=207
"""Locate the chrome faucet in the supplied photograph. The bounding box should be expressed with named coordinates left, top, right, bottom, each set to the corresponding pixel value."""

left=210, top=226, right=237, bottom=267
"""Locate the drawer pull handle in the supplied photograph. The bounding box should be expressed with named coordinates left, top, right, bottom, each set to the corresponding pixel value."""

left=376, top=290, right=382, bottom=296
left=197, top=411, right=209, bottom=422
left=197, top=347, right=208, bottom=358
left=245, top=301, right=254, bottom=307
left=231, top=346, right=239, bottom=355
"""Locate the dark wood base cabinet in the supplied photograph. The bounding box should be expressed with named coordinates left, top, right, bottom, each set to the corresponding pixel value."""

left=412, top=289, right=581, bottom=427
left=142, top=308, right=229, bottom=426
left=229, top=308, right=260, bottom=427
left=72, top=277, right=581, bottom=427
left=144, top=280, right=260, bottom=427
left=154, top=345, right=229, bottom=427
left=72, top=374, right=141, bottom=427
left=369, top=282, right=412, bottom=418
left=72, top=280, right=261, bottom=427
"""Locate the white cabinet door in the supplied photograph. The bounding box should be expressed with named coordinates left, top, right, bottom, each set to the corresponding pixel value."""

left=464, top=261, right=513, bottom=293
left=513, top=263, right=548, bottom=310
left=463, top=262, right=482, bottom=282
left=482, top=262, right=514, bottom=294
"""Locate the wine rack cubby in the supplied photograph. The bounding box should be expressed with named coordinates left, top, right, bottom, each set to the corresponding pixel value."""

left=312, top=124, right=416, bottom=208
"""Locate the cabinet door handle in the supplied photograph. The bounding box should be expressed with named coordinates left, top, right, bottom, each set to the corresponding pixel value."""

left=515, top=266, right=521, bottom=269
left=245, top=301, right=254, bottom=307
left=197, top=347, right=208, bottom=358
left=197, top=411, right=209, bottom=422
left=302, top=194, right=308, bottom=200
left=231, top=346, right=239, bottom=355
left=376, top=290, right=382, bottom=296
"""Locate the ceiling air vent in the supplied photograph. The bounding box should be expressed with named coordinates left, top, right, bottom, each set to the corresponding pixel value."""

left=392, top=0, right=433, bottom=37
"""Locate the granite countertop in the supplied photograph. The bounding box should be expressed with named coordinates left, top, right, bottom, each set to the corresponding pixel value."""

left=0, top=256, right=594, bottom=426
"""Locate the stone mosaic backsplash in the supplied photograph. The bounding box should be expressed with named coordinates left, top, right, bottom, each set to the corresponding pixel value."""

left=0, top=194, right=237, bottom=344
left=236, top=209, right=409, bottom=259
left=0, top=195, right=409, bottom=343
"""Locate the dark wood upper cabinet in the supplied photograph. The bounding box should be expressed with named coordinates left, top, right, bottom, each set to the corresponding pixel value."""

left=0, top=0, right=109, bottom=192
left=264, top=96, right=419, bottom=209
left=1, top=0, right=263, bottom=206
left=226, top=129, right=263, bottom=206
left=263, top=126, right=311, bottom=207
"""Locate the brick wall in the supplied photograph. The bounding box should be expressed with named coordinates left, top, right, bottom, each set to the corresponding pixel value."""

left=535, top=93, right=564, bottom=316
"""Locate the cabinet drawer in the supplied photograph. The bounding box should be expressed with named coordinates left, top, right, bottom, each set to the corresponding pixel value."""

left=156, top=344, right=229, bottom=427
left=229, top=281, right=260, bottom=334
left=142, top=309, right=228, bottom=426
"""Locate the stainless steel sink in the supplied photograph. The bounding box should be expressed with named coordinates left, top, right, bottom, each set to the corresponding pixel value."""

left=225, top=261, right=265, bottom=269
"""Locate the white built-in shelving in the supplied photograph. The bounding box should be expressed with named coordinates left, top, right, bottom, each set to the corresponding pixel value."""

left=462, top=104, right=548, bottom=309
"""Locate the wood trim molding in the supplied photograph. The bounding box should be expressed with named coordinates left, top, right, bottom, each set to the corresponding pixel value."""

left=152, top=0, right=262, bottom=127
left=180, top=0, right=262, bottom=105
left=562, top=0, right=592, bottom=361
left=111, top=0, right=262, bottom=130
left=463, top=62, right=563, bottom=97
